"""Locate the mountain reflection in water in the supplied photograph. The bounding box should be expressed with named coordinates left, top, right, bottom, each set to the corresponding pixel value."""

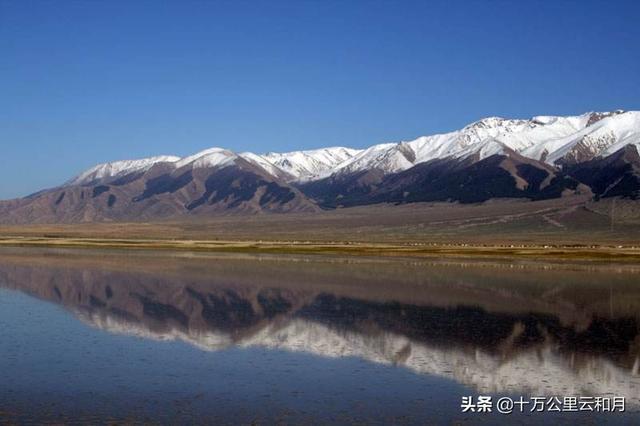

left=0, top=247, right=639, bottom=420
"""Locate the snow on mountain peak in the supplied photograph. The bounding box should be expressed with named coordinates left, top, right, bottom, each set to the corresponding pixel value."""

left=66, top=110, right=638, bottom=187
left=525, top=110, right=640, bottom=165
left=69, top=148, right=240, bottom=187
left=465, top=116, right=508, bottom=128
left=68, top=155, right=180, bottom=186
left=262, top=146, right=362, bottom=181
left=531, top=116, right=558, bottom=125
left=175, top=147, right=237, bottom=169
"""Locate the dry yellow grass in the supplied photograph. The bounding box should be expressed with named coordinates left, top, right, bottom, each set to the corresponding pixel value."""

left=1, top=235, right=639, bottom=262
left=1, top=199, right=639, bottom=260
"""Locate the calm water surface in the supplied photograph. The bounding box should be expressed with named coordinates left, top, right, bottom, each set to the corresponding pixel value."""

left=0, top=247, right=638, bottom=424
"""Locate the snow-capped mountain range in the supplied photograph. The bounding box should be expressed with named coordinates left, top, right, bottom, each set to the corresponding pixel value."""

left=68, top=110, right=639, bottom=185
left=1, top=110, right=639, bottom=223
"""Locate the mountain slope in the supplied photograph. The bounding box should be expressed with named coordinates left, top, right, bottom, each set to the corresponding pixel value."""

left=66, top=155, right=181, bottom=186
left=328, top=111, right=638, bottom=177
left=567, top=144, right=640, bottom=200
left=261, top=147, right=361, bottom=181
left=1, top=110, right=639, bottom=223
left=301, top=148, right=589, bottom=207
left=54, top=110, right=640, bottom=189
left=0, top=151, right=317, bottom=224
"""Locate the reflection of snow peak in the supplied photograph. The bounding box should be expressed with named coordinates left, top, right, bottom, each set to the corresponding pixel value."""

left=76, top=310, right=233, bottom=351
left=80, top=312, right=640, bottom=405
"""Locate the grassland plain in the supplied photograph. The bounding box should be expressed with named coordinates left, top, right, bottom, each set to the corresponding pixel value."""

left=1, top=199, right=640, bottom=261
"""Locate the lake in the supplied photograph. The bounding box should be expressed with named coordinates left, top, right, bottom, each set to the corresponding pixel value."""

left=0, top=247, right=638, bottom=424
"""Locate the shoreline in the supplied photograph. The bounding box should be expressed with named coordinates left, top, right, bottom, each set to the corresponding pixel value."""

left=1, top=236, right=640, bottom=262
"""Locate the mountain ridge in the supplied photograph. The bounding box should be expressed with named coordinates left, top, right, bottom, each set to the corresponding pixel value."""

left=1, top=110, right=639, bottom=223
left=63, top=110, right=640, bottom=187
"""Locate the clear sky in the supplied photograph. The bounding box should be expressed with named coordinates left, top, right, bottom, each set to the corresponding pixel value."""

left=1, top=0, right=639, bottom=199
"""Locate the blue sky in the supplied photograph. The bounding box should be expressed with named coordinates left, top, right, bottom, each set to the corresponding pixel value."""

left=1, top=0, right=639, bottom=199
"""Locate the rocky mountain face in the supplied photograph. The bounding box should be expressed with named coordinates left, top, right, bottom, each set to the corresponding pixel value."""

left=1, top=111, right=639, bottom=223
left=566, top=144, right=640, bottom=200
left=301, top=149, right=592, bottom=207
left=0, top=150, right=319, bottom=223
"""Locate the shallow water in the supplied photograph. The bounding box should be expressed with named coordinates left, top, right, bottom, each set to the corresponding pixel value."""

left=0, top=247, right=638, bottom=424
